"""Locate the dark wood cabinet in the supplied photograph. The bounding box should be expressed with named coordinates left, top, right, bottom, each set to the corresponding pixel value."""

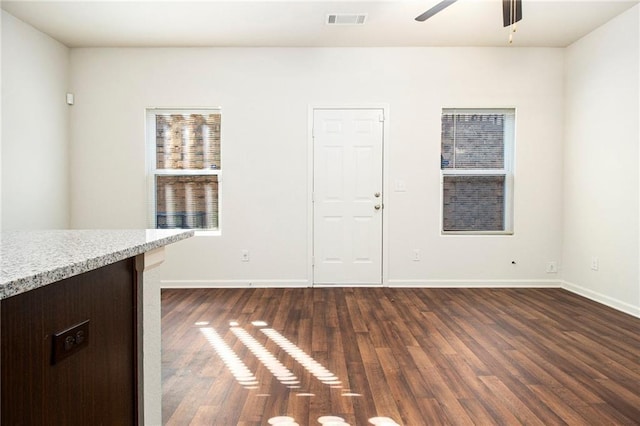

left=1, top=257, right=141, bottom=425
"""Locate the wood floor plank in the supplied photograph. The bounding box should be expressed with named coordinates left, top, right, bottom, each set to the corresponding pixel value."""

left=162, top=288, right=640, bottom=425
left=505, top=348, right=614, bottom=423
left=527, top=384, right=591, bottom=425
left=458, top=398, right=498, bottom=425
left=343, top=288, right=370, bottom=333
left=374, top=347, right=436, bottom=425
left=410, top=349, right=484, bottom=424
left=478, top=375, right=547, bottom=426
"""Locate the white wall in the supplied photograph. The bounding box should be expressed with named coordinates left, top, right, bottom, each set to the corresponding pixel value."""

left=563, top=5, right=640, bottom=317
left=69, top=47, right=564, bottom=287
left=1, top=11, right=70, bottom=229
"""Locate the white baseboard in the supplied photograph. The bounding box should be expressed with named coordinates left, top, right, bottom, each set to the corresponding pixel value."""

left=561, top=280, right=640, bottom=319
left=313, top=282, right=384, bottom=288
left=160, top=279, right=310, bottom=288
left=387, top=279, right=562, bottom=288
left=161, top=279, right=561, bottom=289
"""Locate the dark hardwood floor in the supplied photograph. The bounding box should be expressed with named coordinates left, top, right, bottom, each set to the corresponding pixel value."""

left=162, top=288, right=640, bottom=425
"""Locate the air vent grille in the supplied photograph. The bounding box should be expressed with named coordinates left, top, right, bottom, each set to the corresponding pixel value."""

left=326, top=14, right=367, bottom=25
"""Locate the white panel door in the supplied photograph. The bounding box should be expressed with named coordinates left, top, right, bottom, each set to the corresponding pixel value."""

left=313, top=108, right=384, bottom=285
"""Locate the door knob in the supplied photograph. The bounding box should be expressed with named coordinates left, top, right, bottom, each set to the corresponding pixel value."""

left=374, top=192, right=381, bottom=198
left=374, top=204, right=381, bottom=210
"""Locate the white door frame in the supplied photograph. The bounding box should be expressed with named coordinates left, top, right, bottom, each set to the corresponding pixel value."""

left=307, top=104, right=390, bottom=287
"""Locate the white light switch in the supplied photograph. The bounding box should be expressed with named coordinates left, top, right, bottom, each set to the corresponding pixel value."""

left=394, top=179, right=407, bottom=192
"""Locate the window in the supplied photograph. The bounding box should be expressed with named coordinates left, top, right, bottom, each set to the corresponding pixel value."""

left=441, top=108, right=515, bottom=234
left=147, top=109, right=221, bottom=231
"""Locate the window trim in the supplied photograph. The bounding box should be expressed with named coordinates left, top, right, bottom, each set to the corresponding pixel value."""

left=440, top=108, right=515, bottom=236
left=145, top=108, right=222, bottom=235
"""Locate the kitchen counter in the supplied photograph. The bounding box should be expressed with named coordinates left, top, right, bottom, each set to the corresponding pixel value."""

left=0, top=229, right=194, bottom=300
left=1, top=228, right=194, bottom=424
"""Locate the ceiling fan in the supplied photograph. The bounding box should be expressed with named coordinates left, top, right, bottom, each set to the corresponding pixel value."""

left=415, top=0, right=522, bottom=28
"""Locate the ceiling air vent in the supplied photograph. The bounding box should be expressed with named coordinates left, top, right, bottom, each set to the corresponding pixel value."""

left=326, top=14, right=367, bottom=25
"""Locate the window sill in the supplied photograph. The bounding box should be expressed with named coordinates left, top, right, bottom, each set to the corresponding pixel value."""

left=194, top=230, right=221, bottom=237
left=441, top=231, right=514, bottom=236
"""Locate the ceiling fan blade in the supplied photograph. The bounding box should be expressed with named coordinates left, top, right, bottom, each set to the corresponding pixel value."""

left=415, top=0, right=458, bottom=22
left=502, top=0, right=523, bottom=27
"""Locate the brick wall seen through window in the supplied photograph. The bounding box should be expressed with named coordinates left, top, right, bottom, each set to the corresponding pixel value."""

left=441, top=109, right=514, bottom=233
left=148, top=110, right=221, bottom=231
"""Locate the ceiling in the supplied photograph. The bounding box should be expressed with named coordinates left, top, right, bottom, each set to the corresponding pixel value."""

left=1, top=0, right=638, bottom=48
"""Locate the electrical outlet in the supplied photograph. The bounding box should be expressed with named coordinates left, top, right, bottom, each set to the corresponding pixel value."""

left=591, top=257, right=599, bottom=271
left=51, top=320, right=90, bottom=365
left=241, top=250, right=250, bottom=262
left=412, top=249, right=420, bottom=261
left=546, top=261, right=558, bottom=273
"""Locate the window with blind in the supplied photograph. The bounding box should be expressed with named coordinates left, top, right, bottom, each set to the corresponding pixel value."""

left=441, top=108, right=515, bottom=234
left=147, top=109, right=221, bottom=231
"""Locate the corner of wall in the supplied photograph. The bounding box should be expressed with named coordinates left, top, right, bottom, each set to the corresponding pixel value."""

left=1, top=10, right=72, bottom=229
left=561, top=280, right=640, bottom=319
left=562, top=4, right=640, bottom=316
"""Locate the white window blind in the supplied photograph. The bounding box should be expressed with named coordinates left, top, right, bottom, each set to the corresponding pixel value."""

left=148, top=109, right=221, bottom=231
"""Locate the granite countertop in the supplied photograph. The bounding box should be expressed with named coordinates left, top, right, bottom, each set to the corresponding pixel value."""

left=0, top=229, right=194, bottom=300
